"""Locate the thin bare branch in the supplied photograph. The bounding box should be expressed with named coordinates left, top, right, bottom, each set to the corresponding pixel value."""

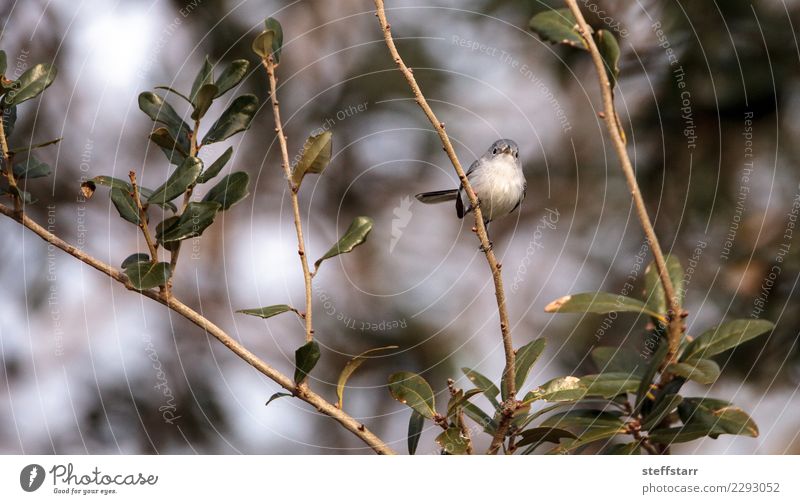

left=260, top=56, right=315, bottom=344
left=372, top=0, right=517, bottom=454
left=563, top=0, right=683, bottom=364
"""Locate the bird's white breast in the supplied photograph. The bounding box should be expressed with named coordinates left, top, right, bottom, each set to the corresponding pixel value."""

left=466, top=154, right=525, bottom=221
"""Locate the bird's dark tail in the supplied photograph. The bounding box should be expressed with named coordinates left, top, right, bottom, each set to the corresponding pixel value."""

left=415, top=189, right=458, bottom=204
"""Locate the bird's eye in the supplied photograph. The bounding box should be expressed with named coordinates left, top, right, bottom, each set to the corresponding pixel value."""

left=492, top=148, right=498, bottom=155
left=514, top=152, right=519, bottom=159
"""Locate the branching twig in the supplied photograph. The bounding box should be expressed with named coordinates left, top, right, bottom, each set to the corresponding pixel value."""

left=0, top=201, right=395, bottom=454
left=563, top=0, right=683, bottom=365
left=260, top=55, right=315, bottom=344
left=129, top=171, right=159, bottom=262
left=372, top=0, right=517, bottom=454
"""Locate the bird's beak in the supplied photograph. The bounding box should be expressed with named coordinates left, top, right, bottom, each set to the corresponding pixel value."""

left=501, top=145, right=512, bottom=154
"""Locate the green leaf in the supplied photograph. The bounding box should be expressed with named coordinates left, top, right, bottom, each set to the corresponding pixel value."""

left=121, top=253, right=150, bottom=269
left=264, top=18, right=284, bottom=63
left=516, top=427, right=576, bottom=448
left=683, top=319, right=774, bottom=360
left=294, top=340, right=320, bottom=383
left=237, top=304, right=296, bottom=319
left=124, top=261, right=170, bottom=290
left=578, top=372, right=641, bottom=399
left=137, top=186, right=176, bottom=213
left=435, top=427, right=468, bottom=454
left=190, top=56, right=214, bottom=105
left=667, top=358, right=720, bottom=385
left=158, top=201, right=221, bottom=243
left=462, top=402, right=497, bottom=434
left=314, top=216, right=373, bottom=270
left=534, top=375, right=586, bottom=402
left=0, top=185, right=33, bottom=204
left=545, top=292, right=665, bottom=321
left=540, top=409, right=625, bottom=431
left=461, top=368, right=501, bottom=410
left=291, top=131, right=333, bottom=187
left=252, top=30, right=275, bottom=60
left=643, top=255, right=684, bottom=317
left=0, top=50, right=6, bottom=75
left=388, top=371, right=436, bottom=419
left=679, top=398, right=758, bottom=438
left=202, top=94, right=259, bottom=145
left=265, top=392, right=291, bottom=406
left=336, top=345, right=398, bottom=409
left=502, top=338, right=546, bottom=400
left=591, top=347, right=646, bottom=377
left=604, top=442, right=641, bottom=455
left=138, top=92, right=191, bottom=138
left=528, top=8, right=587, bottom=50
left=191, top=83, right=218, bottom=120
left=548, top=426, right=623, bottom=454
left=633, top=329, right=669, bottom=414
left=146, top=156, right=202, bottom=206
left=595, top=29, right=621, bottom=89
left=214, top=60, right=250, bottom=97
left=8, top=137, right=62, bottom=155
left=110, top=187, right=140, bottom=225
left=13, top=157, right=51, bottom=179
left=407, top=410, right=425, bottom=455
left=641, top=394, right=682, bottom=431
left=202, top=171, right=249, bottom=210
left=197, top=146, right=233, bottom=184
left=153, top=86, right=192, bottom=105
left=155, top=216, right=180, bottom=252
left=5, top=63, right=57, bottom=106
left=149, top=127, right=187, bottom=165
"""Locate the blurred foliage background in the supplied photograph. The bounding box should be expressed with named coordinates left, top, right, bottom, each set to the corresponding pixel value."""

left=0, top=0, right=798, bottom=454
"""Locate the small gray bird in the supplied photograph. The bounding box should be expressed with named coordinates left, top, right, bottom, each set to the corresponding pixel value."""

left=415, top=139, right=526, bottom=229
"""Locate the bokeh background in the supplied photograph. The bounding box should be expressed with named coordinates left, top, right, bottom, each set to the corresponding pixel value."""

left=1, top=0, right=799, bottom=454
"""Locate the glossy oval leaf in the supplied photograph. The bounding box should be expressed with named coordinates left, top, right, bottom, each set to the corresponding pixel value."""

left=215, top=60, right=250, bottom=97
left=189, top=56, right=214, bottom=105
left=534, top=375, right=586, bottom=402
left=545, top=292, right=664, bottom=321
left=641, top=394, right=683, bottom=431
left=121, top=253, right=150, bottom=269
left=202, top=171, right=249, bottom=210
left=528, top=9, right=587, bottom=49
left=388, top=371, right=436, bottom=419
left=191, top=83, right=218, bottom=120
left=110, top=187, right=140, bottom=225
left=579, top=372, right=641, bottom=399
left=540, top=409, right=625, bottom=431
left=5, top=63, right=57, bottom=106
left=252, top=30, right=276, bottom=60
left=336, top=345, right=398, bottom=409
left=314, top=216, right=373, bottom=270
left=237, top=304, right=296, bottom=319
left=596, top=29, right=621, bottom=89
left=197, top=146, right=233, bottom=184
left=146, top=156, right=202, bottom=206
left=643, top=255, right=685, bottom=317
left=294, top=340, right=320, bottom=383
left=462, top=402, right=497, bottom=435
left=264, top=18, right=284, bottom=63
left=0, top=50, right=6, bottom=75
left=407, top=410, right=425, bottom=455
left=683, top=319, right=774, bottom=360
left=202, top=94, right=259, bottom=145
left=291, top=131, right=333, bottom=187
left=155, top=216, right=180, bottom=252
left=667, top=358, right=720, bottom=385
left=604, top=442, right=642, bottom=455
left=158, top=201, right=221, bottom=243
left=435, top=427, right=468, bottom=455
left=501, top=338, right=546, bottom=400
left=461, top=368, right=500, bottom=410
left=516, top=427, right=576, bottom=448
left=124, top=261, right=171, bottom=290
left=138, top=91, right=190, bottom=134
left=13, top=156, right=51, bottom=179
left=149, top=127, right=187, bottom=165
left=446, top=388, right=484, bottom=419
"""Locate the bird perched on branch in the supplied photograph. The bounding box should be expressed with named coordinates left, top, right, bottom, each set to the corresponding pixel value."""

left=415, top=139, right=526, bottom=232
